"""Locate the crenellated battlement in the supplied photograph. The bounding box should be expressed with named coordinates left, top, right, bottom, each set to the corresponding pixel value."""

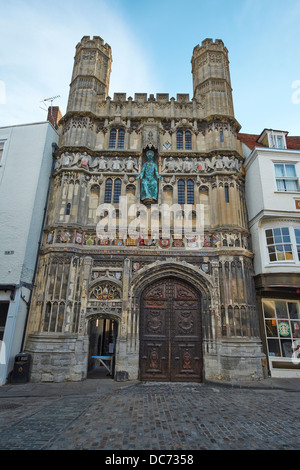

left=105, top=93, right=192, bottom=104
left=193, top=38, right=228, bottom=55
left=75, top=35, right=112, bottom=57
left=65, top=35, right=235, bottom=126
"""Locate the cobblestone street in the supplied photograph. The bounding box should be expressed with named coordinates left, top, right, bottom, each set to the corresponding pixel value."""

left=0, top=380, right=299, bottom=452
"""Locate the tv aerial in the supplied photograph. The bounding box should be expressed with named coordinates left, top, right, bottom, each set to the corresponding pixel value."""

left=40, top=95, right=60, bottom=112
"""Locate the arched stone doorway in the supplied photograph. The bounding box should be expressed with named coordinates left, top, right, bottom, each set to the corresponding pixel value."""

left=86, top=313, right=119, bottom=379
left=139, top=277, right=203, bottom=382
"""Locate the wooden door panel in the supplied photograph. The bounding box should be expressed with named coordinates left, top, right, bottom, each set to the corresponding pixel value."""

left=140, top=341, right=169, bottom=380
left=140, top=278, right=202, bottom=382
left=171, top=342, right=202, bottom=381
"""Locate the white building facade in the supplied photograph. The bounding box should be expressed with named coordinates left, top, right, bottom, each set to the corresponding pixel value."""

left=0, top=121, right=58, bottom=384
left=240, top=129, right=300, bottom=377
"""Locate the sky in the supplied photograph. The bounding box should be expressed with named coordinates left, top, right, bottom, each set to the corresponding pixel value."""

left=1, top=0, right=300, bottom=135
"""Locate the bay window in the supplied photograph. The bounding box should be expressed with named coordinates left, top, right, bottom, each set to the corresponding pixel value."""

left=265, top=226, right=300, bottom=264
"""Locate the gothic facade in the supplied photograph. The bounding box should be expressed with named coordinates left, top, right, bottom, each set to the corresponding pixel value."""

left=24, top=36, right=265, bottom=383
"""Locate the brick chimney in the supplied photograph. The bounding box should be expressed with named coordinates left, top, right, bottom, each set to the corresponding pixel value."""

left=47, top=106, right=62, bottom=129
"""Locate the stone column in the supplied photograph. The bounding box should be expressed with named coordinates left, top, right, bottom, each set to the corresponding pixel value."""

left=115, top=257, right=134, bottom=381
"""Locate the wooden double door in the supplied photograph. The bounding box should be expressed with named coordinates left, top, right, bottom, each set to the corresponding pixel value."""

left=140, top=278, right=203, bottom=382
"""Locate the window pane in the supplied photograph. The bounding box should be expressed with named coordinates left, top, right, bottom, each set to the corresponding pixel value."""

left=285, top=250, right=293, bottom=260
left=281, top=340, right=293, bottom=357
left=285, top=179, right=298, bottom=191
left=176, top=131, right=183, bottom=150
left=275, top=301, right=288, bottom=318
left=263, top=300, right=276, bottom=318
left=265, top=319, right=278, bottom=337
left=273, top=228, right=281, bottom=236
left=224, top=185, right=229, bottom=203
left=266, top=229, right=273, bottom=238
left=104, top=178, right=113, bottom=203
left=276, top=179, right=285, bottom=191
left=267, top=338, right=281, bottom=357
left=178, top=180, right=185, bottom=204
left=117, top=129, right=125, bottom=149
left=274, top=164, right=284, bottom=177
left=294, top=228, right=300, bottom=237
left=275, top=245, right=285, bottom=260
left=276, top=136, right=283, bottom=149
left=187, top=179, right=194, bottom=204
left=288, top=303, right=300, bottom=320
left=113, top=179, right=122, bottom=203
left=291, top=321, right=300, bottom=337
left=285, top=164, right=296, bottom=177
left=281, top=227, right=290, bottom=236
left=185, top=131, right=192, bottom=150
left=109, top=129, right=116, bottom=148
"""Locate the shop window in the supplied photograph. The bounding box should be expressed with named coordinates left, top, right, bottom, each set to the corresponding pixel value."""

left=262, top=299, right=300, bottom=361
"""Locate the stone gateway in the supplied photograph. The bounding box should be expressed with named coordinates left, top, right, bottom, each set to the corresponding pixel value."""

left=24, top=36, right=265, bottom=383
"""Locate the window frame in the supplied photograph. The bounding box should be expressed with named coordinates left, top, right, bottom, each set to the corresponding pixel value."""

left=177, top=179, right=194, bottom=204
left=262, top=298, right=300, bottom=361
left=104, top=178, right=122, bottom=204
left=268, top=131, right=287, bottom=149
left=264, top=225, right=300, bottom=265
left=108, top=127, right=125, bottom=149
left=176, top=129, right=192, bottom=150
left=274, top=162, right=299, bottom=193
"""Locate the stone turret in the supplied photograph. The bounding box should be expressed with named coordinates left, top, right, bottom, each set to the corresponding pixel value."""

left=66, top=36, right=112, bottom=114
left=191, top=38, right=234, bottom=118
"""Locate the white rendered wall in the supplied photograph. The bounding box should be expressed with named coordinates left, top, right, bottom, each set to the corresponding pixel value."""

left=0, top=122, right=58, bottom=285
left=0, top=122, right=58, bottom=384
